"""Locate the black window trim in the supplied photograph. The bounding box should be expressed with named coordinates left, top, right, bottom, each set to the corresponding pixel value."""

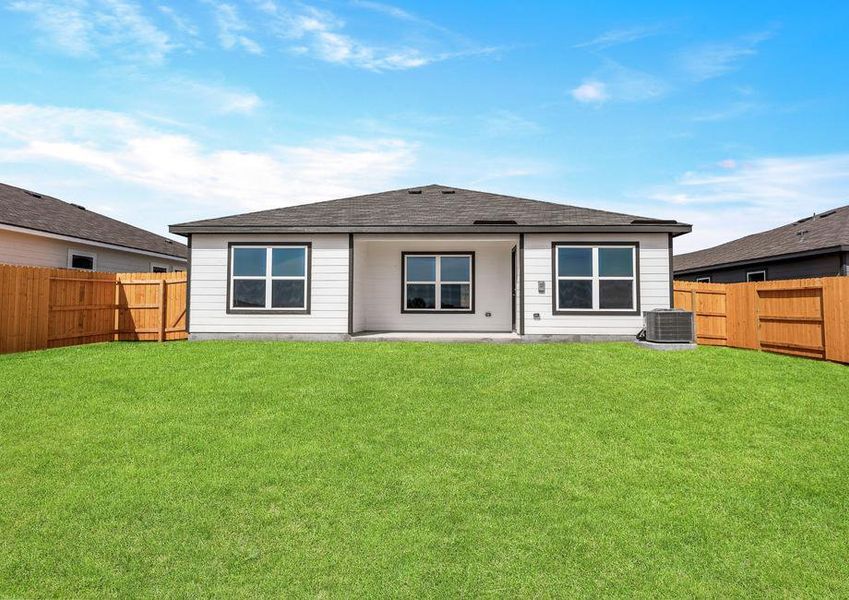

left=226, top=241, right=312, bottom=315
left=551, top=241, right=641, bottom=316
left=401, top=251, right=476, bottom=314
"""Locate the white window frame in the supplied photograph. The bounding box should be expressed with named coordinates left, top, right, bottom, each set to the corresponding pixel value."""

left=228, top=244, right=310, bottom=312
left=696, top=276, right=711, bottom=283
left=747, top=270, right=766, bottom=282
left=150, top=262, right=170, bottom=273
left=67, top=249, right=97, bottom=270
left=553, top=244, right=638, bottom=314
left=403, top=253, right=474, bottom=313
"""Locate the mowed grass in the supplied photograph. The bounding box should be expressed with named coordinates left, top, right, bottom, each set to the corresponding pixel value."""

left=1, top=342, right=848, bottom=598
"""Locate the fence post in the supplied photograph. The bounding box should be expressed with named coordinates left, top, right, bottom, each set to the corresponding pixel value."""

left=113, top=280, right=121, bottom=341
left=158, top=279, right=166, bottom=342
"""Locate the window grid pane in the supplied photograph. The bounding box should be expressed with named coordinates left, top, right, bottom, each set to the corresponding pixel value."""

left=272, top=247, right=306, bottom=277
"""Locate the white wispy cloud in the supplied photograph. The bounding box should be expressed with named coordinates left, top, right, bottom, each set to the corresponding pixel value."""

left=208, top=1, right=263, bottom=54
left=10, top=0, right=174, bottom=63
left=158, top=5, right=200, bottom=39
left=678, top=30, right=774, bottom=81
left=482, top=110, right=543, bottom=136
left=574, top=24, right=666, bottom=50
left=258, top=1, right=496, bottom=71
left=571, top=81, right=609, bottom=104
left=350, top=0, right=416, bottom=22
left=571, top=62, right=667, bottom=104
left=646, top=153, right=849, bottom=251
left=691, top=101, right=760, bottom=122
left=0, top=104, right=416, bottom=220
left=165, top=79, right=263, bottom=114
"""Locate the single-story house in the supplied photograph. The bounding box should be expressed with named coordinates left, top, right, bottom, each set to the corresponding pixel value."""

left=0, top=182, right=187, bottom=272
left=675, top=205, right=849, bottom=283
left=169, top=185, right=691, bottom=341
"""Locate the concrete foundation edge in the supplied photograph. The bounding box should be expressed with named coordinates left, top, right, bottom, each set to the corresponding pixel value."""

left=520, top=334, right=637, bottom=343
left=190, top=332, right=644, bottom=344
left=635, top=340, right=697, bottom=351
left=190, top=332, right=350, bottom=342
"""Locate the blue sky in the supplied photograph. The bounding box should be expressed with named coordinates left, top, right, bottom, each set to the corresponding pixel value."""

left=1, top=1, right=848, bottom=252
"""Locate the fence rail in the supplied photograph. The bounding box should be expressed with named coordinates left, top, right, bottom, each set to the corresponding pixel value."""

left=0, top=264, right=186, bottom=354
left=673, top=277, right=849, bottom=364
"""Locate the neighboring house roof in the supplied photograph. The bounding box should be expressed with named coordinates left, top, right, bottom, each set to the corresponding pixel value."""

left=674, top=205, right=849, bottom=274
left=170, top=184, right=691, bottom=235
left=0, top=182, right=187, bottom=259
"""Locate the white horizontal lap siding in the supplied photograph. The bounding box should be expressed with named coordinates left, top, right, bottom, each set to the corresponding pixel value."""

left=189, top=233, right=349, bottom=334
left=356, top=235, right=515, bottom=332
left=523, top=233, right=671, bottom=336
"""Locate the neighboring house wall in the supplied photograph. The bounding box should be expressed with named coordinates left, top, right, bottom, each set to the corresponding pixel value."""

left=676, top=252, right=843, bottom=283
left=523, top=233, right=671, bottom=337
left=0, top=228, right=185, bottom=272
left=354, top=234, right=514, bottom=333
left=189, top=233, right=349, bottom=335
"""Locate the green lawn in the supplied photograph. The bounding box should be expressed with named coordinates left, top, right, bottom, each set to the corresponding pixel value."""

left=1, top=341, right=848, bottom=598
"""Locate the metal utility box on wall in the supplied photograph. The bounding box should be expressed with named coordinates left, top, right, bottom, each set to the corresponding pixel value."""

left=645, top=309, right=694, bottom=343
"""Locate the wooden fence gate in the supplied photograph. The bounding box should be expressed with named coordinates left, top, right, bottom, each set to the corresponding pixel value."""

left=0, top=264, right=187, bottom=354
left=674, top=278, right=849, bottom=364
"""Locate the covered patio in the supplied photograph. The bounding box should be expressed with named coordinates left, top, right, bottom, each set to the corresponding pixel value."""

left=351, top=234, right=520, bottom=334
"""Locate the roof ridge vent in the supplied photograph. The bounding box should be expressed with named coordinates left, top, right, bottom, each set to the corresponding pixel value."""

left=407, top=189, right=422, bottom=194
left=441, top=189, right=455, bottom=194
left=70, top=203, right=86, bottom=210
left=24, top=190, right=42, bottom=198
left=818, top=210, right=836, bottom=218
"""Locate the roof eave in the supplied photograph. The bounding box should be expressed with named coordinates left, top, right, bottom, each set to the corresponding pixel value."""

left=169, top=223, right=693, bottom=236
left=674, top=244, right=849, bottom=274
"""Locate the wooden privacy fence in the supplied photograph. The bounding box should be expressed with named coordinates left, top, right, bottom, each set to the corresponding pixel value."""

left=0, top=264, right=187, bottom=354
left=674, top=277, right=849, bottom=364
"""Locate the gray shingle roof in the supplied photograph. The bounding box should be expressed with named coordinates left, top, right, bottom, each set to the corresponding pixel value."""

left=0, top=183, right=187, bottom=259
left=170, top=184, right=690, bottom=234
left=674, top=204, right=849, bottom=273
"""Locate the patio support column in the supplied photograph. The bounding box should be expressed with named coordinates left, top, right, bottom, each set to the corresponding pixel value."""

left=348, top=233, right=354, bottom=336
left=519, top=233, right=525, bottom=336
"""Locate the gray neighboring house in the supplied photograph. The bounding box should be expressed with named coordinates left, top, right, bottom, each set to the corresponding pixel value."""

left=675, top=205, right=849, bottom=283
left=0, top=183, right=187, bottom=272
left=170, top=184, right=691, bottom=341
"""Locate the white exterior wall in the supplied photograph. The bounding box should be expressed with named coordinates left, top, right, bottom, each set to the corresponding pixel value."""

left=523, top=233, right=671, bottom=336
left=0, top=228, right=185, bottom=272
left=189, top=233, right=349, bottom=334
left=355, top=234, right=515, bottom=333
left=186, top=231, right=674, bottom=338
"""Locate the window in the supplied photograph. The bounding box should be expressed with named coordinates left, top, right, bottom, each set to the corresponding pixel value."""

left=747, top=270, right=766, bottom=282
left=403, top=253, right=474, bottom=312
left=228, top=244, right=310, bottom=312
left=553, top=243, right=638, bottom=314
left=68, top=249, right=96, bottom=270
left=696, top=276, right=711, bottom=283
left=150, top=263, right=169, bottom=273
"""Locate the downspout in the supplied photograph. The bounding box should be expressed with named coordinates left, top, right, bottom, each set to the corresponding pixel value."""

left=668, top=233, right=674, bottom=308
left=347, top=233, right=354, bottom=337
left=185, top=234, right=192, bottom=338
left=519, top=233, right=525, bottom=336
